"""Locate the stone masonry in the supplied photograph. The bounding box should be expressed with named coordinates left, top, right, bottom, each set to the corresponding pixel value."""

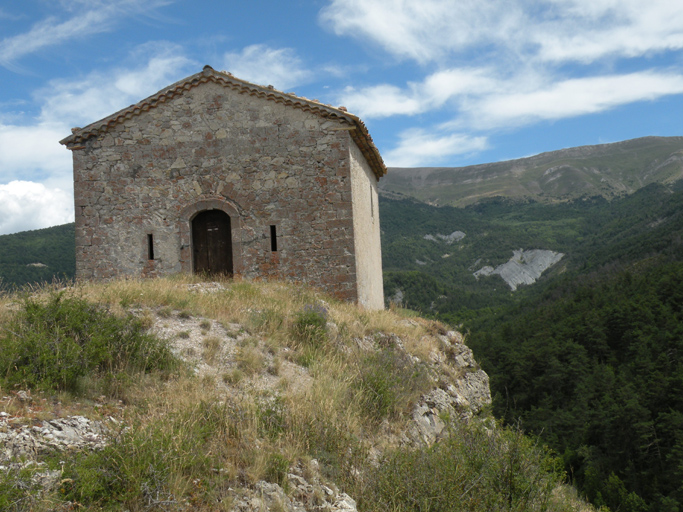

left=61, top=66, right=386, bottom=309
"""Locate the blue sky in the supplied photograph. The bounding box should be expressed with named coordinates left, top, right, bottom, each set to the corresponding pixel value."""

left=1, top=0, right=682, bottom=234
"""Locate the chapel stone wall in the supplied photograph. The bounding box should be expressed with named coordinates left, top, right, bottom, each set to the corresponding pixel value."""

left=72, top=80, right=361, bottom=301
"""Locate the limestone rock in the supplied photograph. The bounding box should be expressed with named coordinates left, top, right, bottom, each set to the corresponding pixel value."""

left=230, top=463, right=358, bottom=511
left=474, top=249, right=564, bottom=290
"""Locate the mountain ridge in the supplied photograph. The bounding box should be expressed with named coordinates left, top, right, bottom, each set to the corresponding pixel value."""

left=380, top=136, right=683, bottom=206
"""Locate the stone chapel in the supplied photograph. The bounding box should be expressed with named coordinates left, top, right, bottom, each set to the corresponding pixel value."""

left=60, top=65, right=386, bottom=309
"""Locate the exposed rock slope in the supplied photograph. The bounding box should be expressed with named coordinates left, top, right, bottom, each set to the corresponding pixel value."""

left=474, top=249, right=564, bottom=290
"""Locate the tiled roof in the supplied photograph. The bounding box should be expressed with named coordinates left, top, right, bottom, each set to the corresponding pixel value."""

left=60, top=65, right=387, bottom=179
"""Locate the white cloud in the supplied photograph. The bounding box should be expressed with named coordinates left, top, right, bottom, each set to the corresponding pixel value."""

left=530, top=0, right=683, bottom=63
left=0, top=181, right=73, bottom=235
left=320, top=0, right=683, bottom=65
left=0, top=0, right=173, bottom=66
left=340, top=84, right=424, bottom=118
left=470, top=71, right=683, bottom=129
left=340, top=64, right=683, bottom=133
left=384, top=129, right=489, bottom=167
left=39, top=49, right=193, bottom=127
left=340, top=68, right=500, bottom=119
left=222, top=44, right=312, bottom=91
left=0, top=46, right=193, bottom=234
left=0, top=122, right=71, bottom=182
left=320, top=0, right=517, bottom=64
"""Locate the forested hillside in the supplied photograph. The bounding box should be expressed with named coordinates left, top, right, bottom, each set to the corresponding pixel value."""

left=381, top=182, right=683, bottom=323
left=0, top=223, right=75, bottom=289
left=381, top=183, right=683, bottom=511
left=468, top=260, right=683, bottom=512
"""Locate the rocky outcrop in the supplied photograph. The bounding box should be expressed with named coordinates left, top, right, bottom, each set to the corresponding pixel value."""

left=474, top=249, right=564, bottom=290
left=0, top=414, right=109, bottom=464
left=0, top=412, right=111, bottom=492
left=408, top=332, right=491, bottom=445
left=232, top=462, right=357, bottom=511
left=424, top=231, right=466, bottom=244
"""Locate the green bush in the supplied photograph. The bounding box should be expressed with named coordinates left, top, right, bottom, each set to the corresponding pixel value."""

left=291, top=304, right=328, bottom=347
left=363, top=421, right=564, bottom=512
left=0, top=291, right=177, bottom=394
left=60, top=400, right=231, bottom=509
left=355, top=347, right=431, bottom=421
left=264, top=453, right=290, bottom=489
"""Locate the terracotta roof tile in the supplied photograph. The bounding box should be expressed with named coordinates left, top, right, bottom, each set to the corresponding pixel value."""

left=60, top=65, right=387, bottom=179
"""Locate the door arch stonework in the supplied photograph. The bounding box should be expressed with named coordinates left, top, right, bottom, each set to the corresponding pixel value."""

left=179, top=198, right=243, bottom=275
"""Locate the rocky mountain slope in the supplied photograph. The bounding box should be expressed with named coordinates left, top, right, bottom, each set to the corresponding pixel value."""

left=380, top=136, right=683, bottom=206
left=473, top=249, right=564, bottom=291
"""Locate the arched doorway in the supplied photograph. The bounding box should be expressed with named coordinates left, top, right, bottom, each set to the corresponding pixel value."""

left=192, top=210, right=233, bottom=275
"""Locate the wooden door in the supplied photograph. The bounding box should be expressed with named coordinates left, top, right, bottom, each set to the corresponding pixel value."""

left=192, top=210, right=233, bottom=275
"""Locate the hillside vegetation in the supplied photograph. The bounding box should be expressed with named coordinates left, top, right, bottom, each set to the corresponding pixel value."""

left=381, top=182, right=683, bottom=323
left=380, top=182, right=683, bottom=511
left=468, top=259, right=683, bottom=512
left=0, top=223, right=75, bottom=289
left=0, top=277, right=591, bottom=512
left=380, top=136, right=683, bottom=206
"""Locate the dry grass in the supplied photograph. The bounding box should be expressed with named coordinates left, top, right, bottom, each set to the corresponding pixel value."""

left=201, top=336, right=222, bottom=365
left=0, top=276, right=596, bottom=512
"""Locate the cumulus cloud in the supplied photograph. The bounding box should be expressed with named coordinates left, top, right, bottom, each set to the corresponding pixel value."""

left=222, top=44, right=312, bottom=91
left=0, top=0, right=173, bottom=66
left=384, top=129, right=489, bottom=167
left=0, top=181, right=73, bottom=235
left=0, top=46, right=193, bottom=234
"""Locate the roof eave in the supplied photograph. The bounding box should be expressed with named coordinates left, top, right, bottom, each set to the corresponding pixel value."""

left=60, top=66, right=387, bottom=179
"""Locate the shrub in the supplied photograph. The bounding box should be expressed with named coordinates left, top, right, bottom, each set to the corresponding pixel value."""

left=355, top=347, right=431, bottom=421
left=59, top=400, right=232, bottom=509
left=291, top=304, right=328, bottom=347
left=0, top=291, right=177, bottom=394
left=363, top=421, right=564, bottom=512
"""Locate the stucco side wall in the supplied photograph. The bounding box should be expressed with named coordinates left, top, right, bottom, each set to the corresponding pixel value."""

left=72, top=80, right=359, bottom=301
left=348, top=139, right=384, bottom=309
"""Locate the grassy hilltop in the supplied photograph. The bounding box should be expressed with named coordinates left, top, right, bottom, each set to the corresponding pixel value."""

left=0, top=277, right=592, bottom=512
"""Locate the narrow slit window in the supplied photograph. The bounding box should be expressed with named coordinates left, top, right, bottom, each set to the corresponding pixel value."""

left=270, top=225, right=278, bottom=252
left=147, top=234, right=155, bottom=260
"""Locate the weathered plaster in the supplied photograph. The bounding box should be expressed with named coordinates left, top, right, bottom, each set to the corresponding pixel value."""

left=349, top=141, right=384, bottom=309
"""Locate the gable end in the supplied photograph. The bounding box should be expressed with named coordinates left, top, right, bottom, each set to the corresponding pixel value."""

left=60, top=66, right=386, bottom=179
